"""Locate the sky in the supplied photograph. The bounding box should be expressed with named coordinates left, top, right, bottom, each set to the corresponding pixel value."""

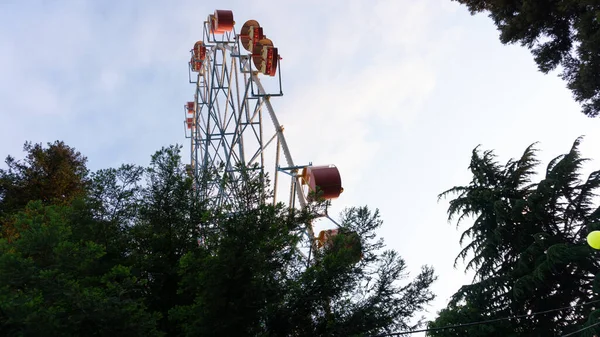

left=1, top=0, right=599, bottom=335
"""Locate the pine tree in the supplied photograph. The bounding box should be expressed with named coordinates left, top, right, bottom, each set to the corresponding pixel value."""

left=0, top=141, right=89, bottom=215
left=429, top=137, right=600, bottom=336
left=0, top=141, right=439, bottom=336
left=0, top=141, right=90, bottom=243
left=453, top=0, right=600, bottom=117
left=0, top=201, right=161, bottom=337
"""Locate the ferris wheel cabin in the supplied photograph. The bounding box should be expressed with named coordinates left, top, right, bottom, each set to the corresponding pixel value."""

left=301, top=165, right=344, bottom=201
left=240, top=20, right=264, bottom=52
left=209, top=9, right=234, bottom=34
left=190, top=41, right=206, bottom=73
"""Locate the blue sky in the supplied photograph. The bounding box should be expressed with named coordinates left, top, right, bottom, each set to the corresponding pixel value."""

left=2, top=0, right=599, bottom=334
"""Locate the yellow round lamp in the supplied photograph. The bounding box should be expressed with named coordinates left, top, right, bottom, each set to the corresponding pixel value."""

left=587, top=231, right=600, bottom=250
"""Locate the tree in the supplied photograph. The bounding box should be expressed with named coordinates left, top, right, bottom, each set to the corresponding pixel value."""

left=128, top=145, right=204, bottom=335
left=280, top=207, right=437, bottom=337
left=453, top=0, right=600, bottom=117
left=74, top=164, right=146, bottom=277
left=0, top=201, right=161, bottom=337
left=427, top=298, right=517, bottom=336
left=0, top=141, right=438, bottom=336
left=171, top=178, right=437, bottom=336
left=116, top=147, right=438, bottom=336
left=0, top=141, right=90, bottom=243
left=171, top=200, right=306, bottom=337
left=0, top=141, right=89, bottom=215
left=428, top=137, right=600, bottom=336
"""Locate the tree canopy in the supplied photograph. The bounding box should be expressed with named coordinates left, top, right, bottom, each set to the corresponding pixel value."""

left=0, top=141, right=89, bottom=217
left=0, top=141, right=437, bottom=336
left=453, top=0, right=600, bottom=118
left=428, top=137, right=600, bottom=336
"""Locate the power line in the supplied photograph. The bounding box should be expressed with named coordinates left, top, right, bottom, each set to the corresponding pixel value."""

left=371, top=299, right=600, bottom=337
left=560, top=321, right=600, bottom=337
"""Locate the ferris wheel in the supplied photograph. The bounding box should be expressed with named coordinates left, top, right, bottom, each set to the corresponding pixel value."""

left=183, top=9, right=349, bottom=261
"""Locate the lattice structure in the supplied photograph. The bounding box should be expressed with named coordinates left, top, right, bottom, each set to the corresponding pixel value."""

left=183, top=9, right=349, bottom=260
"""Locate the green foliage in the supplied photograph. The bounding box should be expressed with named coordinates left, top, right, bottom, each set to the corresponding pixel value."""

left=172, top=205, right=436, bottom=337
left=427, top=300, right=517, bottom=336
left=0, top=141, right=437, bottom=336
left=84, top=164, right=145, bottom=264
left=0, top=201, right=161, bottom=337
left=0, top=141, right=89, bottom=216
left=453, top=0, right=600, bottom=117
left=130, top=145, right=204, bottom=335
left=171, top=202, right=304, bottom=336
left=431, top=137, right=600, bottom=335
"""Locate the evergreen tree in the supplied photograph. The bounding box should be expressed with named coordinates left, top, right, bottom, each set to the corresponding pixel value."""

left=128, top=145, right=203, bottom=335
left=0, top=141, right=89, bottom=243
left=0, top=141, right=89, bottom=215
left=453, top=0, right=600, bottom=117
left=429, top=137, right=600, bottom=336
left=171, top=177, right=437, bottom=336
left=0, top=201, right=161, bottom=337
left=75, top=164, right=146, bottom=280
left=0, top=141, right=438, bottom=336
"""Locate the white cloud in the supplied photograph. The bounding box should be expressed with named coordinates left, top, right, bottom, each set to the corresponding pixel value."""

left=267, top=1, right=445, bottom=215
